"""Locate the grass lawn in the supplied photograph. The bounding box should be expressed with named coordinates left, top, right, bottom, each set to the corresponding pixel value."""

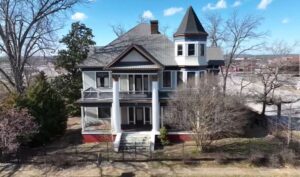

left=153, top=136, right=286, bottom=160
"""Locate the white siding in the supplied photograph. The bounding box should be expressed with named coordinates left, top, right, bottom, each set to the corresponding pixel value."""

left=174, top=41, right=207, bottom=66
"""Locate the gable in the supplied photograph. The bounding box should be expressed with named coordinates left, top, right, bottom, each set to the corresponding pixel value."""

left=118, top=50, right=151, bottom=64
left=105, top=45, right=163, bottom=70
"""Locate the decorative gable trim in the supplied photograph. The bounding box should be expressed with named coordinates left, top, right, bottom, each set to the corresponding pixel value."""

left=105, top=44, right=163, bottom=69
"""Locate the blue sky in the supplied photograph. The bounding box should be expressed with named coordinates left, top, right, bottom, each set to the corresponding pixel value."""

left=60, top=0, right=300, bottom=52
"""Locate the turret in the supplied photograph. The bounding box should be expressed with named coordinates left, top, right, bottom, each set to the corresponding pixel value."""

left=174, top=6, right=208, bottom=66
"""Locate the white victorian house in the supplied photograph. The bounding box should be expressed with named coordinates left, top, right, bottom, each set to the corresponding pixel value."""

left=78, top=6, right=224, bottom=150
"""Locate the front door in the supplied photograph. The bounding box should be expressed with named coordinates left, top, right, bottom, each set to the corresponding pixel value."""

left=135, top=108, right=144, bottom=126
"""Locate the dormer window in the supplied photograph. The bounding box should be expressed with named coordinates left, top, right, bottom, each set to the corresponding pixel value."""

left=177, top=44, right=183, bottom=56
left=188, top=44, right=195, bottom=56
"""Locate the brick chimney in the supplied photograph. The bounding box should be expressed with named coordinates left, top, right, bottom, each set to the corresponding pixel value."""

left=150, top=20, right=159, bottom=34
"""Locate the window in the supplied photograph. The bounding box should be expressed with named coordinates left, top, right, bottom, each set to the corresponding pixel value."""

left=143, top=75, right=149, bottom=91
left=98, top=107, right=111, bottom=118
left=177, top=71, right=183, bottom=86
left=187, top=72, right=195, bottom=86
left=144, top=107, right=151, bottom=124
left=128, top=107, right=135, bottom=124
left=177, top=44, right=183, bottom=56
left=96, top=72, right=109, bottom=88
left=201, top=44, right=205, bottom=56
left=129, top=75, right=134, bottom=91
left=163, top=71, right=171, bottom=88
left=188, top=44, right=195, bottom=56
left=135, top=75, right=142, bottom=92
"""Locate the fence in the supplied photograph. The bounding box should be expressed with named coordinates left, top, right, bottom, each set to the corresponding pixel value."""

left=2, top=139, right=299, bottom=166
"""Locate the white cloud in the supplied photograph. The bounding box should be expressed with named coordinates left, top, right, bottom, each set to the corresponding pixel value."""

left=163, top=7, right=183, bottom=16
left=257, top=0, right=273, bottom=10
left=71, top=12, right=87, bottom=21
left=203, top=0, right=227, bottom=11
left=281, top=18, right=290, bottom=24
left=232, top=0, right=241, bottom=7
left=142, top=10, right=155, bottom=20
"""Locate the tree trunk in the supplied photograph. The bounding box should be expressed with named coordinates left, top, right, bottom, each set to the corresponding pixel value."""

left=223, top=75, right=227, bottom=96
left=261, top=101, right=266, bottom=115
left=13, top=69, right=25, bottom=94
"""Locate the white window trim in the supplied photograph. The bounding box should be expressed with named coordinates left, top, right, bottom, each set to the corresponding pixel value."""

left=176, top=44, right=183, bottom=56
left=200, top=43, right=205, bottom=57
left=120, top=74, right=152, bottom=93
left=143, top=107, right=152, bottom=124
left=187, top=43, right=196, bottom=57
left=186, top=71, right=197, bottom=86
left=127, top=107, right=136, bottom=124
left=162, top=71, right=172, bottom=89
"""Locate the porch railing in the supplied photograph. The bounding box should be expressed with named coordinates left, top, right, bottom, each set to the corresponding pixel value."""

left=81, top=89, right=153, bottom=100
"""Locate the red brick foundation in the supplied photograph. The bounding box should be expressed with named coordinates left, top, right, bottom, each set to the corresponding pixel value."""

left=167, top=134, right=193, bottom=142
left=82, top=133, right=192, bottom=143
left=83, top=134, right=115, bottom=143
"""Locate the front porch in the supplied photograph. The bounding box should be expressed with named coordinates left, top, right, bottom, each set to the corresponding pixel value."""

left=81, top=105, right=158, bottom=134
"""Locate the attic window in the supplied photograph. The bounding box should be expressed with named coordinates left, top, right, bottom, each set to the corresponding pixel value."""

left=188, top=44, right=195, bottom=56
left=177, top=44, right=183, bottom=56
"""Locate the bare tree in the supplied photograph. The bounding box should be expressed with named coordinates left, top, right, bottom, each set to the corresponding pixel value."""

left=164, top=75, right=250, bottom=152
left=0, top=0, right=82, bottom=93
left=220, top=12, right=266, bottom=95
left=205, top=13, right=224, bottom=47
left=230, top=73, right=254, bottom=97
left=253, top=40, right=296, bottom=115
left=136, top=14, right=148, bottom=24
left=160, top=25, right=169, bottom=36
left=110, top=24, right=126, bottom=37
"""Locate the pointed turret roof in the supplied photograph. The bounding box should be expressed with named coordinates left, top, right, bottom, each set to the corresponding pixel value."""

left=174, top=6, right=208, bottom=37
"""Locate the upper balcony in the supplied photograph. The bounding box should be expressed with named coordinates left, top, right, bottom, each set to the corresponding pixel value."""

left=81, top=88, right=153, bottom=100
left=81, top=87, right=174, bottom=102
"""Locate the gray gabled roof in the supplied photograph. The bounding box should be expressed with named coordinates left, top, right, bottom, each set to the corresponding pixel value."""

left=79, top=23, right=176, bottom=68
left=174, top=6, right=208, bottom=37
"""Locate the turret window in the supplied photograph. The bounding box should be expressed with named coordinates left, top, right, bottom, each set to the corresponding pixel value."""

left=177, top=44, right=183, bottom=56
left=188, top=44, right=195, bottom=56
left=201, top=44, right=205, bottom=56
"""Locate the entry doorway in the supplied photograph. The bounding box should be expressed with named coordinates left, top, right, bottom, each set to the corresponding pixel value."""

left=127, top=107, right=152, bottom=126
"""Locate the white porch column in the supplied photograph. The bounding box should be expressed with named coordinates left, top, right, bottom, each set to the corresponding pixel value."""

left=112, top=76, right=121, bottom=133
left=195, top=71, right=200, bottom=86
left=152, top=77, right=160, bottom=133
left=182, top=71, right=187, bottom=84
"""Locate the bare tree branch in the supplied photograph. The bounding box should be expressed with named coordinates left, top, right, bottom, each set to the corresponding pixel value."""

left=0, top=0, right=82, bottom=93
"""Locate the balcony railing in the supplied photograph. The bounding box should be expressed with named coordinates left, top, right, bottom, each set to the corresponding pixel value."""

left=81, top=89, right=153, bottom=100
